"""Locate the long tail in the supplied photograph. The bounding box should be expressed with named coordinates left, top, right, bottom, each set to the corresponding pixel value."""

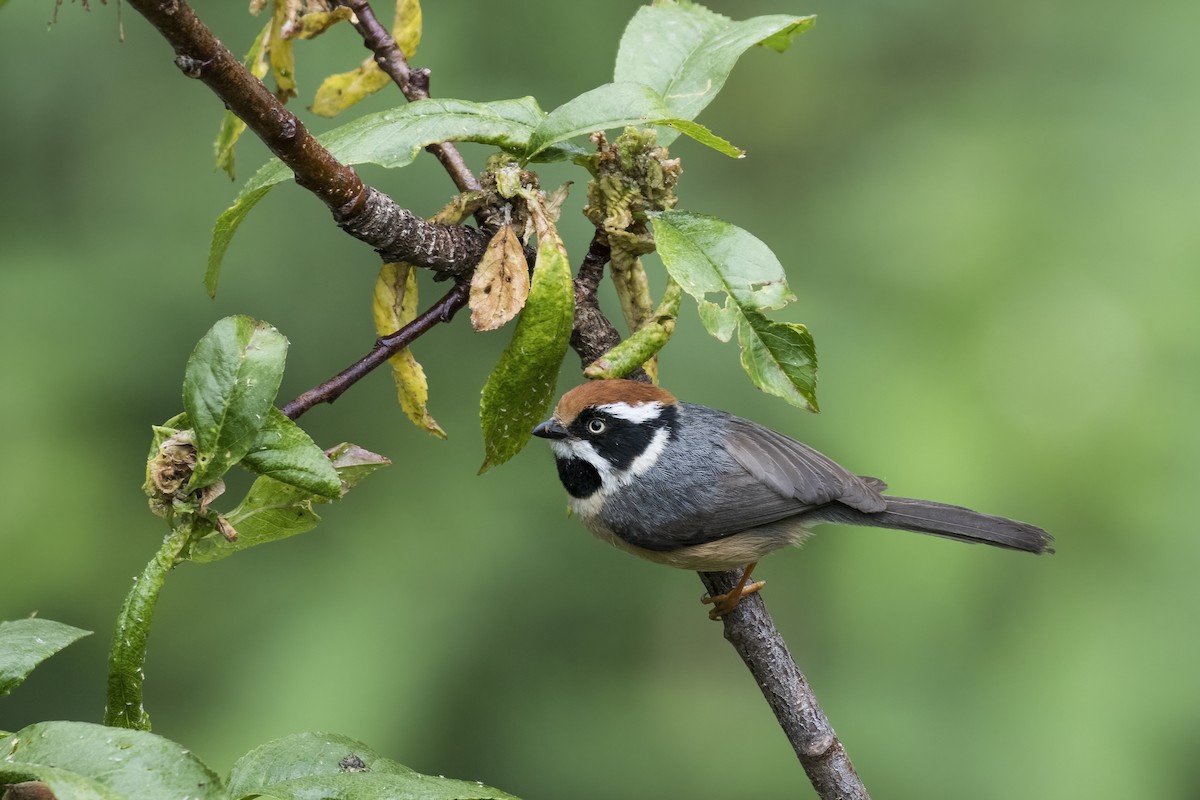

left=820, top=496, right=1054, bottom=554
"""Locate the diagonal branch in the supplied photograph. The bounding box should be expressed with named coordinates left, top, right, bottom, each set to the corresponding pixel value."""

left=281, top=282, right=469, bottom=420
left=125, top=0, right=489, bottom=278
left=699, top=570, right=868, bottom=799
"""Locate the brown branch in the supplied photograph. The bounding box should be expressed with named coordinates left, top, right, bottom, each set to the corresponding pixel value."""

left=700, top=570, right=869, bottom=799
left=569, top=239, right=868, bottom=799
left=332, top=0, right=480, bottom=193
left=281, top=282, right=469, bottom=420
left=569, top=233, right=650, bottom=384
left=125, top=0, right=489, bottom=278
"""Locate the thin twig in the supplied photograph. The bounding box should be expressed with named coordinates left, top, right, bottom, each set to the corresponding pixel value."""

left=281, top=282, right=469, bottom=420
left=332, top=0, right=480, bottom=193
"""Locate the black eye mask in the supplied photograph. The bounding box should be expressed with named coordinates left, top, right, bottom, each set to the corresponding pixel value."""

left=568, top=405, right=678, bottom=473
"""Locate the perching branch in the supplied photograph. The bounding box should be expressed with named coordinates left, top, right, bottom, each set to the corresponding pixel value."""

left=699, top=570, right=869, bottom=799
left=281, top=282, right=469, bottom=421
left=125, top=0, right=488, bottom=278
left=330, top=0, right=480, bottom=194
left=569, top=238, right=868, bottom=800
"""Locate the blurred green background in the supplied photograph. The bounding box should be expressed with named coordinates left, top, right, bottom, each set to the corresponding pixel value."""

left=3, top=1, right=1198, bottom=797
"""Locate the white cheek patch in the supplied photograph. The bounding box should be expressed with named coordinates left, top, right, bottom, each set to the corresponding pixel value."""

left=552, top=416, right=670, bottom=520
left=548, top=439, right=575, bottom=459
left=620, top=427, right=670, bottom=484
left=552, top=439, right=616, bottom=484
left=598, top=401, right=664, bottom=424
left=559, top=440, right=617, bottom=519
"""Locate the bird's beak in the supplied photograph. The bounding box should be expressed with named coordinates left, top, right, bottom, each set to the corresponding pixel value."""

left=532, top=418, right=569, bottom=440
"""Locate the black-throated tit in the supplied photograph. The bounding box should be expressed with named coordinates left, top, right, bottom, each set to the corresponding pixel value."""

left=533, top=379, right=1052, bottom=618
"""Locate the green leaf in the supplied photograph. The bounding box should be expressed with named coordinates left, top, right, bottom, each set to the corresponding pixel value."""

left=0, top=721, right=224, bottom=800
left=615, top=3, right=815, bottom=145
left=229, top=732, right=520, bottom=800
left=206, top=97, right=547, bottom=296
left=585, top=278, right=681, bottom=380
left=737, top=309, right=819, bottom=412
left=658, top=118, right=743, bottom=158
left=525, top=82, right=669, bottom=160
left=651, top=210, right=794, bottom=317
left=229, top=732, right=414, bottom=793
left=651, top=209, right=818, bottom=410
left=523, top=83, right=739, bottom=161
left=188, top=476, right=317, bottom=563
left=206, top=185, right=273, bottom=297
left=182, top=316, right=288, bottom=490
left=478, top=218, right=574, bottom=473
left=188, top=444, right=389, bottom=563
left=325, top=442, right=392, bottom=490
left=0, top=619, right=91, bottom=698
left=242, top=407, right=342, bottom=498
left=0, top=766, right=123, bottom=800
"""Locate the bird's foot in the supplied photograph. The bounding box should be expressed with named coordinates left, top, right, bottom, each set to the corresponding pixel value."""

left=701, top=563, right=763, bottom=619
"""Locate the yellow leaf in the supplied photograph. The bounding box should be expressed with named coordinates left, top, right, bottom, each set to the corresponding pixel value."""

left=372, top=263, right=446, bottom=438
left=469, top=225, right=530, bottom=332
left=269, top=0, right=297, bottom=102
left=213, top=22, right=271, bottom=180
left=295, top=6, right=354, bottom=39
left=308, top=0, right=422, bottom=117
left=311, top=57, right=391, bottom=118
left=392, top=0, right=422, bottom=59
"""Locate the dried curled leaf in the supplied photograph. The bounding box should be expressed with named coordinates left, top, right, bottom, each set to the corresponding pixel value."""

left=372, top=262, right=446, bottom=438
left=147, top=428, right=197, bottom=497
left=478, top=193, right=574, bottom=472
left=470, top=224, right=530, bottom=331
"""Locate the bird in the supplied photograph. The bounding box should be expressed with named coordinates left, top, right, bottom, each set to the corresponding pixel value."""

left=532, top=379, right=1053, bottom=618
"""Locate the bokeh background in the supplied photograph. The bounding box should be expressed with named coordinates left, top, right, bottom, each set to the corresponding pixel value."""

left=3, top=1, right=1198, bottom=797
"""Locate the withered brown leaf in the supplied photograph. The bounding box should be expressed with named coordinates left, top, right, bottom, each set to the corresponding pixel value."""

left=469, top=224, right=530, bottom=331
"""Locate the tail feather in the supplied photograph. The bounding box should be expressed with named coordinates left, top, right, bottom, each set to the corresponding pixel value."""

left=819, top=496, right=1054, bottom=554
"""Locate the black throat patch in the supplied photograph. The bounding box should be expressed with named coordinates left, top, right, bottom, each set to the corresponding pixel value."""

left=555, top=456, right=602, bottom=499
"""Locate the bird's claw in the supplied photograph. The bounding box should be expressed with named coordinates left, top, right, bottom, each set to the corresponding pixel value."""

left=701, top=579, right=766, bottom=619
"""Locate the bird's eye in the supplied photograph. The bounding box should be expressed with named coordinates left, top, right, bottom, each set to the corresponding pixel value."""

left=587, top=418, right=606, bottom=435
